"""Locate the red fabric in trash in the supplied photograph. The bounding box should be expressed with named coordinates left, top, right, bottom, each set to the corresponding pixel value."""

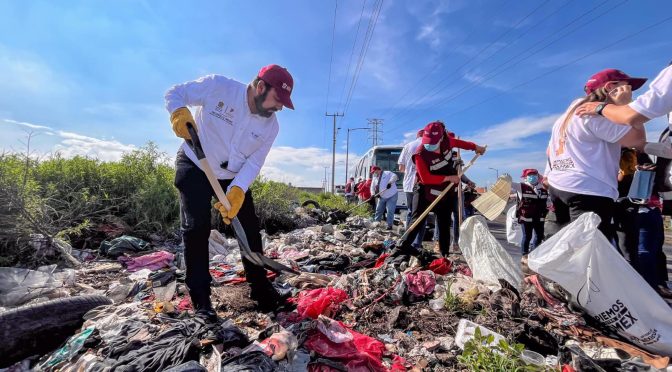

left=455, top=263, right=472, bottom=277
left=374, top=253, right=389, bottom=268
left=405, top=270, right=436, bottom=296
left=427, top=257, right=451, bottom=275
left=304, top=324, right=389, bottom=372
left=176, top=296, right=192, bottom=312
left=292, top=287, right=348, bottom=319
left=221, top=271, right=277, bottom=284
left=390, top=355, right=406, bottom=371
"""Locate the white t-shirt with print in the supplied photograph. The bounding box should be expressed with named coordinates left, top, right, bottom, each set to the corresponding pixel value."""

left=629, top=64, right=672, bottom=122
left=545, top=99, right=631, bottom=200
left=398, top=138, right=421, bottom=193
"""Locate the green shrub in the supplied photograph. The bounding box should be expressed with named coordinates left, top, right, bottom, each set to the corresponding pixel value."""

left=249, top=177, right=301, bottom=234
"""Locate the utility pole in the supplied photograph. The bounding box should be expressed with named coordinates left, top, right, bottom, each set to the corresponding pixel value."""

left=367, top=118, right=383, bottom=147
left=345, top=127, right=368, bottom=184
left=326, top=112, right=344, bottom=193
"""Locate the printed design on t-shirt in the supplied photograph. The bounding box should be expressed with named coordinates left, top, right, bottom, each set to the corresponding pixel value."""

left=209, top=101, right=235, bottom=125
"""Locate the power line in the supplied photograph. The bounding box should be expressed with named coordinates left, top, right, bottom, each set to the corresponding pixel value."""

left=336, top=0, right=368, bottom=111
left=440, top=15, right=672, bottom=120
left=385, top=0, right=622, bottom=134
left=341, top=0, right=384, bottom=115
left=383, top=0, right=551, bottom=125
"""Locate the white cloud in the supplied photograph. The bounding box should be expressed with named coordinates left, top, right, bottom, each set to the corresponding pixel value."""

left=1, top=118, right=137, bottom=161
left=462, top=71, right=507, bottom=92
left=417, top=22, right=441, bottom=50
left=468, top=114, right=559, bottom=151
left=262, top=146, right=361, bottom=187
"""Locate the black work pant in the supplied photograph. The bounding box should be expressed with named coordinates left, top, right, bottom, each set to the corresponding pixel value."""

left=520, top=220, right=544, bottom=255
left=400, top=185, right=457, bottom=257
left=174, top=150, right=275, bottom=309
left=549, top=185, right=615, bottom=244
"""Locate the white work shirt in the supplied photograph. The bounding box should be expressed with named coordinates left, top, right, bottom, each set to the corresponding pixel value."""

left=370, top=171, right=398, bottom=199
left=165, top=75, right=279, bottom=192
left=398, top=138, right=421, bottom=193
left=545, top=99, right=631, bottom=200
left=629, top=64, right=672, bottom=122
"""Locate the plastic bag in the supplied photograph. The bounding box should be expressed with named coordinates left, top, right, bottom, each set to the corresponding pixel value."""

left=316, top=315, right=354, bottom=343
left=258, top=330, right=298, bottom=361
left=455, top=319, right=506, bottom=350
left=459, top=216, right=523, bottom=291
left=427, top=257, right=452, bottom=275
left=505, top=206, right=522, bottom=246
left=0, top=265, right=75, bottom=307
left=39, top=326, right=95, bottom=368
left=100, top=235, right=150, bottom=258
left=293, top=287, right=348, bottom=319
left=528, top=213, right=672, bottom=356
left=304, top=319, right=387, bottom=372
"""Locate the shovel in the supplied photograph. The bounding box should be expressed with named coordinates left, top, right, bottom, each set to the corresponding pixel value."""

left=397, top=151, right=483, bottom=244
left=184, top=123, right=298, bottom=275
left=344, top=188, right=386, bottom=214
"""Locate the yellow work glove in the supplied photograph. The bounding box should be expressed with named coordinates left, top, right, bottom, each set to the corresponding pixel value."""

left=213, top=186, right=245, bottom=224
left=170, top=107, right=196, bottom=139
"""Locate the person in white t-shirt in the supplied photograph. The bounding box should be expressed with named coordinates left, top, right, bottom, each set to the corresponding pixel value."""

left=165, top=64, right=295, bottom=319
left=370, top=166, right=399, bottom=230
left=398, top=128, right=424, bottom=246
left=545, top=68, right=647, bottom=242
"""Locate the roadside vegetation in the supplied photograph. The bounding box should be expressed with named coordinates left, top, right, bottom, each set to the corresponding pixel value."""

left=0, top=141, right=366, bottom=267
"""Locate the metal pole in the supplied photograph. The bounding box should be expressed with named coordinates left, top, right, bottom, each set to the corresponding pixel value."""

left=457, top=138, right=464, bottom=227
left=326, top=112, right=344, bottom=193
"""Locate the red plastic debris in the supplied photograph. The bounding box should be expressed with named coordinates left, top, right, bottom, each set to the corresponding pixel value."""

left=374, top=253, right=390, bottom=268
left=304, top=323, right=388, bottom=372
left=292, top=287, right=348, bottom=319
left=427, top=257, right=452, bottom=275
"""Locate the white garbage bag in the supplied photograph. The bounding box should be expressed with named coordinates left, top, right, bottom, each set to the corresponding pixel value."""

left=528, top=212, right=672, bottom=356
left=459, top=216, right=523, bottom=291
left=505, top=206, right=522, bottom=247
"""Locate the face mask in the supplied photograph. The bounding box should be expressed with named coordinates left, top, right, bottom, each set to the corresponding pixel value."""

left=526, top=175, right=539, bottom=184
left=423, top=143, right=440, bottom=151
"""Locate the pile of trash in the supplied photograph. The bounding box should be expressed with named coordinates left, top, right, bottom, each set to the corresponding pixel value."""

left=2, top=212, right=672, bottom=371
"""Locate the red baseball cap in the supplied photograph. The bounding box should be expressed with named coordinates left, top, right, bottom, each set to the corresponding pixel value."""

left=421, top=121, right=446, bottom=145
left=522, top=169, right=539, bottom=177
left=370, top=166, right=381, bottom=174
left=584, top=69, right=647, bottom=95
left=258, top=64, right=295, bottom=109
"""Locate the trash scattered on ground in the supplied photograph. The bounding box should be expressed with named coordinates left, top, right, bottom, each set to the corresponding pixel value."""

left=2, top=212, right=672, bottom=371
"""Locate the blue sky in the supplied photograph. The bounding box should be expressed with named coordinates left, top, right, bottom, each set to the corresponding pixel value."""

left=1, top=0, right=671, bottom=187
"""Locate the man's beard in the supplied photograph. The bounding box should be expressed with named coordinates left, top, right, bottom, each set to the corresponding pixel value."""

left=254, top=90, right=276, bottom=118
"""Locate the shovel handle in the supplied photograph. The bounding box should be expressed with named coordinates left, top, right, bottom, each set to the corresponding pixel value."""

left=185, top=123, right=233, bottom=212
left=401, top=150, right=484, bottom=241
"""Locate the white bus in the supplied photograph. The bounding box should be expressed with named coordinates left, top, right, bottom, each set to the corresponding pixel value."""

left=352, top=145, right=407, bottom=212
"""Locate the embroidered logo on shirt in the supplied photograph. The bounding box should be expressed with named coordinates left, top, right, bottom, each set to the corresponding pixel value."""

left=210, top=101, right=234, bottom=125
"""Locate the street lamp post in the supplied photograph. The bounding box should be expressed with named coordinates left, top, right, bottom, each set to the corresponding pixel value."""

left=488, top=167, right=499, bottom=179
left=345, top=127, right=369, bottom=184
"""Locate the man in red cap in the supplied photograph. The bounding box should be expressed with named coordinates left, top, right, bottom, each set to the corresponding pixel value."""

left=397, top=121, right=486, bottom=258
left=511, top=169, right=548, bottom=256
left=165, top=64, right=295, bottom=319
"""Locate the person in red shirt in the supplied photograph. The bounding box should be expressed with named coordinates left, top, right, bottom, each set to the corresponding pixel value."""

left=398, top=121, right=486, bottom=257
left=356, top=177, right=375, bottom=211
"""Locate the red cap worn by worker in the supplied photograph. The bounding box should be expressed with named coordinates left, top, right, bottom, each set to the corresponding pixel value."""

left=258, top=64, right=295, bottom=109
left=583, top=69, right=647, bottom=95
left=370, top=166, right=381, bottom=174
left=421, top=121, right=446, bottom=145
left=521, top=169, right=539, bottom=177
